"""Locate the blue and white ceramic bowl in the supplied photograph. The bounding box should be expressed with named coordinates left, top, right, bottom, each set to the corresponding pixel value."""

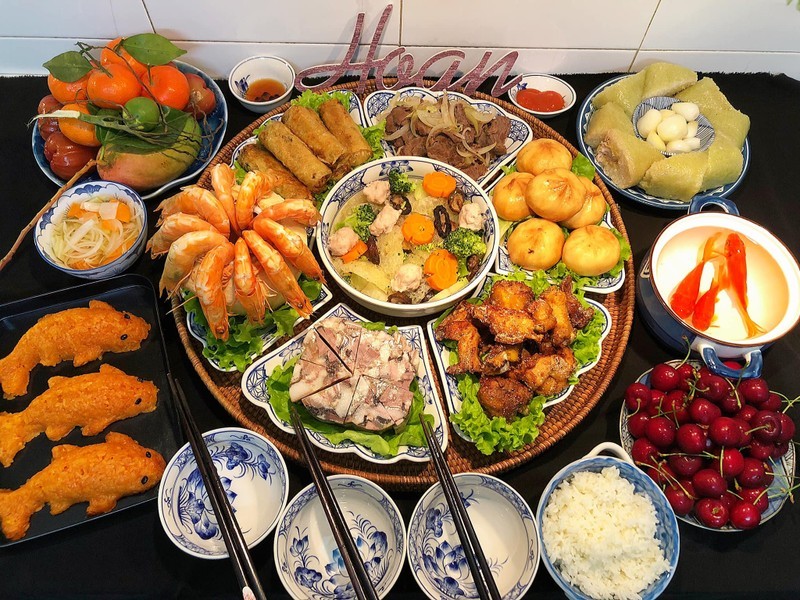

left=508, top=73, right=576, bottom=119
left=34, top=180, right=146, bottom=280
left=363, top=87, right=532, bottom=187
left=275, top=475, right=405, bottom=600
left=537, top=443, right=680, bottom=600
left=317, top=156, right=500, bottom=318
left=228, top=55, right=295, bottom=114
left=408, top=473, right=539, bottom=600
left=158, top=427, right=289, bottom=559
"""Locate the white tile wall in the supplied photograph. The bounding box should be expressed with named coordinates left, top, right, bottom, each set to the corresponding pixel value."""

left=1, top=0, right=799, bottom=80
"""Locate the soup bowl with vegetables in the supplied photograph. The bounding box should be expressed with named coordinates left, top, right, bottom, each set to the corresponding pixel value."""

left=318, top=157, right=499, bottom=318
left=34, top=180, right=147, bottom=280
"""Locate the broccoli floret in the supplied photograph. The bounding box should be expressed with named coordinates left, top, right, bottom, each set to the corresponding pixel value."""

left=387, top=169, right=413, bottom=195
left=442, top=228, right=487, bottom=260
left=338, top=203, right=376, bottom=242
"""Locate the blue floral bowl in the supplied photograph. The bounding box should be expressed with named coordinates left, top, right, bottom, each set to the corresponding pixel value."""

left=34, top=181, right=147, bottom=280
left=408, top=473, right=539, bottom=600
left=158, top=427, right=289, bottom=559
left=274, top=475, right=405, bottom=599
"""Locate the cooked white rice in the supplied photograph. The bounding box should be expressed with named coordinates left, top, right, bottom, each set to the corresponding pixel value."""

left=542, top=466, right=669, bottom=600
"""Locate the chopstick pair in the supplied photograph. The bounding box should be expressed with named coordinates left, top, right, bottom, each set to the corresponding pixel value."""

left=289, top=403, right=379, bottom=600
left=167, top=374, right=267, bottom=600
left=420, top=416, right=501, bottom=600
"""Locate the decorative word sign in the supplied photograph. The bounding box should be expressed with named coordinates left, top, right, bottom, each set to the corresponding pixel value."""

left=295, top=5, right=521, bottom=97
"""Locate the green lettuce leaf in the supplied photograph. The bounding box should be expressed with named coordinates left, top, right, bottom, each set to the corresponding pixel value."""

left=360, top=121, right=385, bottom=160
left=571, top=152, right=596, bottom=179
left=291, top=90, right=352, bottom=112
left=609, top=228, right=632, bottom=278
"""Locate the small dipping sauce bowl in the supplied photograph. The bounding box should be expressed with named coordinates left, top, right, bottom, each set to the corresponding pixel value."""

left=508, top=74, right=576, bottom=119
left=228, top=55, right=295, bottom=114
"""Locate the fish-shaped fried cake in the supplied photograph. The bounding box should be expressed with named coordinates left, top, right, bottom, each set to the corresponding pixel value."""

left=0, top=300, right=150, bottom=399
left=0, top=365, right=158, bottom=467
left=0, top=432, right=165, bottom=541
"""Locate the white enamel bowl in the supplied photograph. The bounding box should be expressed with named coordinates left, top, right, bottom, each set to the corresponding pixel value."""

left=508, top=73, right=576, bottom=119
left=317, top=156, right=500, bottom=318
left=228, top=55, right=295, bottom=114
left=158, top=427, right=288, bottom=559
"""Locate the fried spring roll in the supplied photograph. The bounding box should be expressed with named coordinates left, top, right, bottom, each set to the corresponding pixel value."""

left=319, top=99, right=373, bottom=170
left=258, top=121, right=332, bottom=193
left=282, top=105, right=345, bottom=167
left=237, top=143, right=312, bottom=200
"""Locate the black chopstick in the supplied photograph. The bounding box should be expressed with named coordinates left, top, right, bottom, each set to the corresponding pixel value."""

left=289, top=404, right=379, bottom=600
left=167, top=374, right=267, bottom=600
left=421, top=416, right=501, bottom=600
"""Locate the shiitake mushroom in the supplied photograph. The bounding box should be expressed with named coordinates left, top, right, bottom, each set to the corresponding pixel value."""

left=389, top=193, right=412, bottom=215
left=447, top=191, right=465, bottom=213
left=433, top=205, right=452, bottom=238
left=366, top=235, right=380, bottom=265
left=388, top=292, right=412, bottom=304
left=466, top=254, right=482, bottom=278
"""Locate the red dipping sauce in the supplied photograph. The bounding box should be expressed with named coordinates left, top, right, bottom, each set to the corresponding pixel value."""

left=516, top=88, right=565, bottom=112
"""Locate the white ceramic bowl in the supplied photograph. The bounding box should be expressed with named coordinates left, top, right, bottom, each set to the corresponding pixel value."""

left=274, top=475, right=405, bottom=599
left=317, top=157, right=500, bottom=318
left=158, top=427, right=289, bottom=559
left=228, top=55, right=295, bottom=113
left=408, top=473, right=539, bottom=599
left=34, top=180, right=146, bottom=280
left=537, top=443, right=679, bottom=600
left=508, top=74, right=576, bottom=119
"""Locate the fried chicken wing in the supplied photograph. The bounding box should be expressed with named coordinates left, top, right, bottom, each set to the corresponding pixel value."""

left=487, top=280, right=536, bottom=310
left=470, top=304, right=550, bottom=345
left=435, top=303, right=482, bottom=375
left=540, top=288, right=575, bottom=348
left=477, top=376, right=531, bottom=420
left=561, top=278, right=595, bottom=329
left=510, top=347, right=577, bottom=397
left=481, top=344, right=523, bottom=376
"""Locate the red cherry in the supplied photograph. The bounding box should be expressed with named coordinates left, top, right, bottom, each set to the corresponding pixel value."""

left=665, top=484, right=695, bottom=516
left=719, top=393, right=744, bottom=414
left=676, top=423, right=707, bottom=454
left=751, top=411, right=782, bottom=443
left=669, top=454, right=704, bottom=478
left=663, top=390, right=692, bottom=425
left=650, top=363, right=680, bottom=392
left=738, top=458, right=767, bottom=488
left=735, top=405, right=758, bottom=423
left=676, top=363, right=696, bottom=392
left=709, top=416, right=743, bottom=447
left=716, top=447, right=745, bottom=480
left=695, top=498, right=729, bottom=528
left=748, top=439, right=774, bottom=461
left=775, top=413, right=796, bottom=444
left=627, top=412, right=650, bottom=438
left=625, top=382, right=652, bottom=412
left=647, top=462, right=676, bottom=487
left=697, top=374, right=729, bottom=403
left=760, top=393, right=783, bottom=412
left=730, top=501, right=762, bottom=529
left=632, top=437, right=660, bottom=466
left=646, top=416, right=677, bottom=448
left=772, top=441, right=790, bottom=458
left=689, top=398, right=722, bottom=426
left=740, top=486, right=769, bottom=513
left=739, top=378, right=770, bottom=405
left=692, top=468, right=727, bottom=498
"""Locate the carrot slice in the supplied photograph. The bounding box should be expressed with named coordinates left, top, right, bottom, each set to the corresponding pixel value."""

left=115, top=202, right=132, bottom=223
left=341, top=240, right=368, bottom=263
left=423, top=172, right=457, bottom=198
left=402, top=213, right=435, bottom=245
left=424, top=248, right=459, bottom=290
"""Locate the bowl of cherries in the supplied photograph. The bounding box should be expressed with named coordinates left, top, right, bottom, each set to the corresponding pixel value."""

left=620, top=358, right=796, bottom=531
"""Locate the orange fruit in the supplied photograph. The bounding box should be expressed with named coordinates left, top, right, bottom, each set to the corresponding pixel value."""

left=100, top=37, right=148, bottom=77
left=58, top=103, right=101, bottom=147
left=47, top=73, right=90, bottom=105
left=87, top=64, right=142, bottom=109
left=144, top=65, right=189, bottom=110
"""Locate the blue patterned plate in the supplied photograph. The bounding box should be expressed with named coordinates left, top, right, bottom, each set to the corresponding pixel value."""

left=275, top=475, right=405, bottom=599
left=408, top=473, right=539, bottom=600
left=576, top=74, right=750, bottom=211
left=157, top=427, right=288, bottom=559
left=241, top=302, right=448, bottom=464
left=427, top=273, right=612, bottom=444
left=619, top=359, right=796, bottom=532
left=185, top=284, right=333, bottom=373
left=32, top=60, right=228, bottom=201
left=362, top=87, right=532, bottom=187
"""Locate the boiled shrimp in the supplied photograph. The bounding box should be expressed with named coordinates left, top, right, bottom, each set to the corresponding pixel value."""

left=258, top=199, right=321, bottom=227
left=156, top=186, right=231, bottom=237
left=241, top=230, right=313, bottom=318
left=251, top=215, right=325, bottom=282
left=236, top=171, right=272, bottom=232
left=233, top=238, right=266, bottom=325
left=146, top=213, right=220, bottom=256
left=158, top=230, right=230, bottom=296
left=210, top=164, right=238, bottom=234
left=192, top=242, right=235, bottom=341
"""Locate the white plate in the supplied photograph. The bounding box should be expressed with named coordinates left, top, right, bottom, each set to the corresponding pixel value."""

left=427, top=274, right=612, bottom=444
left=362, top=87, right=532, bottom=187
left=619, top=359, right=796, bottom=532
left=185, top=284, right=333, bottom=373
left=576, top=75, right=750, bottom=211
left=241, top=302, right=448, bottom=464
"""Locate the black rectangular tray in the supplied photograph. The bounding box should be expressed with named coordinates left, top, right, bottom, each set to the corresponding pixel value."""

left=0, top=274, right=182, bottom=546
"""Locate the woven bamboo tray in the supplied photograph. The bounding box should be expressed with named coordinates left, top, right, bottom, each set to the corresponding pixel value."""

left=170, top=79, right=635, bottom=490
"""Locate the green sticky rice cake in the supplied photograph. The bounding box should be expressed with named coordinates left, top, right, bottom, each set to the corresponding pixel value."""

left=675, top=77, right=750, bottom=148
left=641, top=62, right=698, bottom=98
left=585, top=102, right=635, bottom=148
left=639, top=152, right=709, bottom=201
left=702, top=139, right=744, bottom=190
left=592, top=70, right=646, bottom=116
left=595, top=129, right=664, bottom=189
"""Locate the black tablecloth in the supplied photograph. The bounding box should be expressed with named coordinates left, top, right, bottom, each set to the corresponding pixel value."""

left=0, top=73, right=798, bottom=599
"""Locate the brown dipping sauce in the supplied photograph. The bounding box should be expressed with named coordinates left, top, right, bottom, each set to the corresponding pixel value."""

left=245, top=78, right=286, bottom=102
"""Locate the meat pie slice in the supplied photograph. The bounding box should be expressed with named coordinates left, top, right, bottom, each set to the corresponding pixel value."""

left=298, top=377, right=357, bottom=425
left=289, top=358, right=351, bottom=403
left=346, top=375, right=396, bottom=432
left=315, top=317, right=362, bottom=372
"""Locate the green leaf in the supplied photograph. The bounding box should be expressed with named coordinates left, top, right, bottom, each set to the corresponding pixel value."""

left=571, top=153, right=596, bottom=179
left=122, top=33, right=186, bottom=66
left=42, top=51, right=93, bottom=83
left=291, top=90, right=351, bottom=112
left=500, top=164, right=518, bottom=176
left=359, top=121, right=386, bottom=160
left=232, top=159, right=247, bottom=185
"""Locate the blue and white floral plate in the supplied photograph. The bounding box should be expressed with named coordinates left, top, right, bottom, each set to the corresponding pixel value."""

left=275, top=475, right=405, bottom=600
left=158, top=427, right=288, bottom=559
left=408, top=473, right=539, bottom=600
left=362, top=86, right=533, bottom=187
left=576, top=74, right=750, bottom=211
left=33, top=60, right=228, bottom=201
left=241, top=302, right=448, bottom=464
left=185, top=284, right=333, bottom=373
left=229, top=90, right=367, bottom=168
left=427, top=273, right=612, bottom=444
left=619, top=359, right=796, bottom=532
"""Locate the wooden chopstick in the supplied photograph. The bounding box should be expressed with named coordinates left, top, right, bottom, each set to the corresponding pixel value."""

left=167, top=375, right=267, bottom=600
left=288, top=404, right=379, bottom=600
left=421, top=416, right=501, bottom=600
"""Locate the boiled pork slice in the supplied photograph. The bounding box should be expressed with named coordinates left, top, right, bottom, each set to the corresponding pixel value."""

left=355, top=328, right=419, bottom=387
left=315, top=317, right=362, bottom=372
left=299, top=378, right=357, bottom=425
left=347, top=375, right=415, bottom=432
left=289, top=358, right=350, bottom=403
